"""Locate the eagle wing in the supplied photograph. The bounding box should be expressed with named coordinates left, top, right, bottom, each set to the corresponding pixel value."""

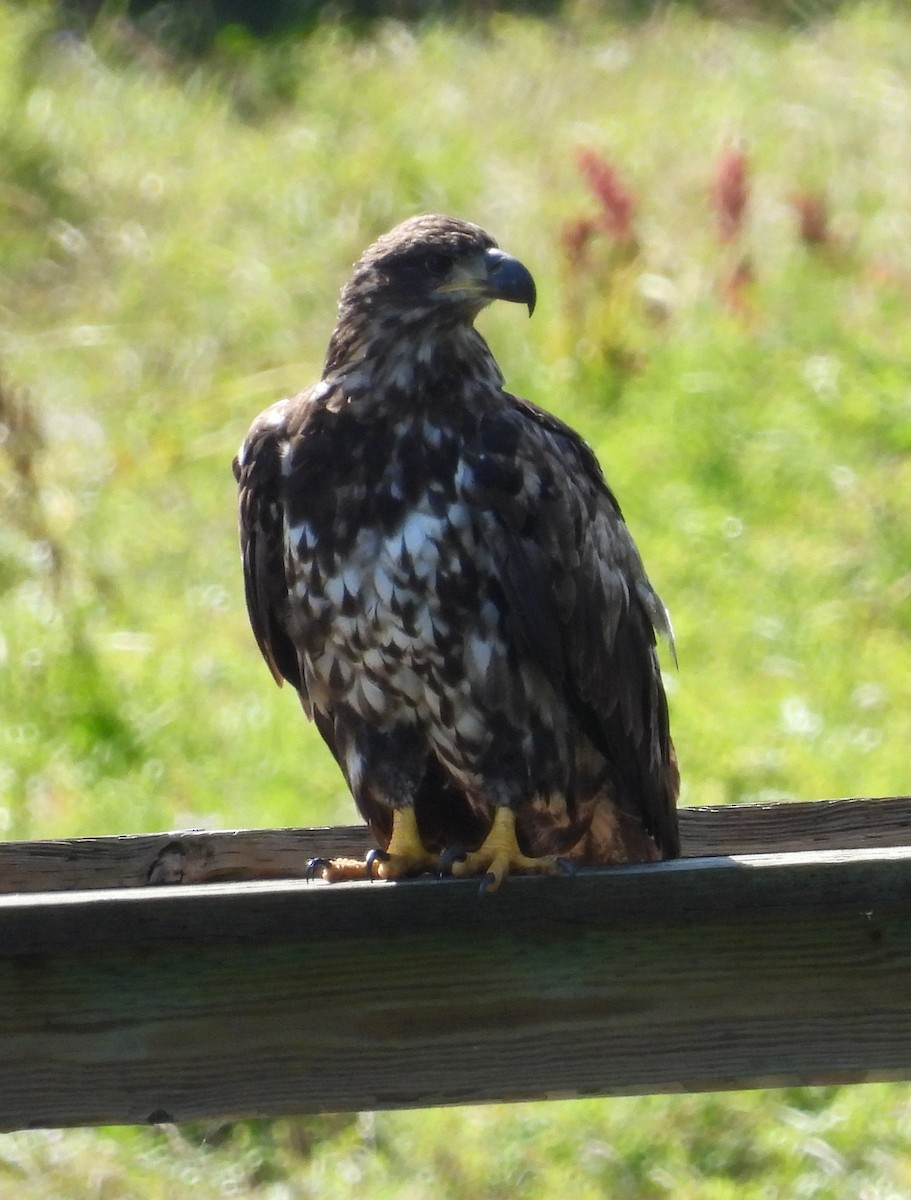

left=463, top=396, right=679, bottom=857
left=233, top=397, right=304, bottom=697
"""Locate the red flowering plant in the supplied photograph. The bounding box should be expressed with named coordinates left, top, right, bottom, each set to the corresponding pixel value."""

left=559, top=148, right=647, bottom=378
left=710, top=143, right=755, bottom=320
left=790, top=189, right=831, bottom=248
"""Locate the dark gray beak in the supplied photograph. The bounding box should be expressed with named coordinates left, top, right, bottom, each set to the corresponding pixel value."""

left=484, top=248, right=537, bottom=316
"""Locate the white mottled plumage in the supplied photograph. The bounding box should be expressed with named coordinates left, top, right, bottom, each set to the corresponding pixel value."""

left=234, top=214, right=680, bottom=881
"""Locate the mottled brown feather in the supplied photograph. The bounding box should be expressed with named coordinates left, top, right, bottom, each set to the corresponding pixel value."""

left=235, top=214, right=680, bottom=866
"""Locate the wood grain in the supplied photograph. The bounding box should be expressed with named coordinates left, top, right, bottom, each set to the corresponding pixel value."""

left=0, top=795, right=909, bottom=894
left=2, top=839, right=911, bottom=1128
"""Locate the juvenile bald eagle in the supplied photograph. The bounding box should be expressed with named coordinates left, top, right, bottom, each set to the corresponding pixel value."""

left=235, top=214, right=679, bottom=888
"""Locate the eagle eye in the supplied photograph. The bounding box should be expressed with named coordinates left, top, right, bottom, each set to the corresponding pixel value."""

left=423, top=252, right=454, bottom=280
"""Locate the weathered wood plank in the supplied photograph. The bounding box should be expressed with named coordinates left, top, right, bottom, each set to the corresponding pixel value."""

left=0, top=795, right=909, bottom=894
left=1, top=845, right=911, bottom=1129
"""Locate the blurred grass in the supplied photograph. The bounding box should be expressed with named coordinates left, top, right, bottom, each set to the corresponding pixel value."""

left=0, top=0, right=910, bottom=1195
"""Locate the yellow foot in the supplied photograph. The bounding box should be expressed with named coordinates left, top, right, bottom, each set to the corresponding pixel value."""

left=307, top=807, right=435, bottom=883
left=448, top=807, right=563, bottom=892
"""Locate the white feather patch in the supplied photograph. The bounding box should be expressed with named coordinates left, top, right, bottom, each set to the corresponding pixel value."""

left=401, top=511, right=437, bottom=559
left=287, top=522, right=313, bottom=552
left=323, top=573, right=346, bottom=608
left=374, top=567, right=395, bottom=606
left=342, top=565, right=363, bottom=597
left=454, top=710, right=486, bottom=743
left=465, top=634, right=493, bottom=680
left=394, top=665, right=422, bottom=703
left=447, top=502, right=471, bottom=532
left=358, top=675, right=388, bottom=716
left=362, top=647, right=387, bottom=676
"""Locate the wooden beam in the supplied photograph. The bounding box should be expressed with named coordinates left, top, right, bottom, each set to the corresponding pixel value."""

left=0, top=795, right=909, bottom=893
left=2, top=834, right=911, bottom=1129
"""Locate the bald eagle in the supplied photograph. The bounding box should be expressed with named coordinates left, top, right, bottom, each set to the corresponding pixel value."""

left=234, top=215, right=679, bottom=888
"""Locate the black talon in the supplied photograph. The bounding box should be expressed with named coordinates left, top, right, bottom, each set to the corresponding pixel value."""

left=439, top=846, right=467, bottom=876
left=556, top=857, right=576, bottom=876
left=365, top=848, right=388, bottom=879
left=305, top=857, right=330, bottom=881
left=478, top=871, right=498, bottom=897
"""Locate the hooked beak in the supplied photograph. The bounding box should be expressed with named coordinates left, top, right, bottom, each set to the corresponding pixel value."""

left=433, top=246, right=537, bottom=317
left=483, top=247, right=537, bottom=316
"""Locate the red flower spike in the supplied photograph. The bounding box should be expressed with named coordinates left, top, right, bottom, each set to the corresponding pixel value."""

left=575, top=148, right=637, bottom=243
left=560, top=216, right=597, bottom=269
left=711, top=145, right=750, bottom=243
left=790, top=191, right=830, bottom=246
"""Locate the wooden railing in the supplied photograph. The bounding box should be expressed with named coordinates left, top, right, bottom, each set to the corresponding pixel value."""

left=1, top=796, right=910, bottom=1131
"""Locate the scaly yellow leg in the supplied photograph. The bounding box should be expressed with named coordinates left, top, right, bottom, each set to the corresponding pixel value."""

left=371, top=806, right=437, bottom=880
left=448, top=806, right=562, bottom=891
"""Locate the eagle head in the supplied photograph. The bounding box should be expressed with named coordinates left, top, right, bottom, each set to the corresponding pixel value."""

left=336, top=214, right=536, bottom=333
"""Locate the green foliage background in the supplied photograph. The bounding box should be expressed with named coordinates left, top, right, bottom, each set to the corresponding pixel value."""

left=0, top=1, right=910, bottom=1195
